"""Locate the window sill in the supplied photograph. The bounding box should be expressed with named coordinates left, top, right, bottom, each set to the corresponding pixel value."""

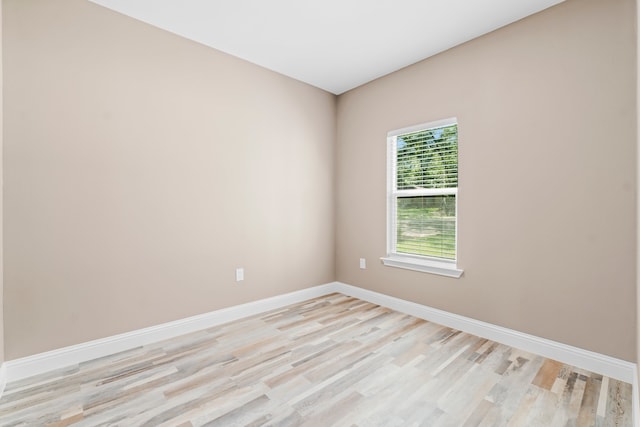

left=380, top=255, right=463, bottom=278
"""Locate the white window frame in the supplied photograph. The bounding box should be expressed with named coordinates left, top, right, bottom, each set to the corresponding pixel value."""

left=381, top=118, right=463, bottom=278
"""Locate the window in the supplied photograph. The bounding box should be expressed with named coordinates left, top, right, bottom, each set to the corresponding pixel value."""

left=381, top=118, right=463, bottom=278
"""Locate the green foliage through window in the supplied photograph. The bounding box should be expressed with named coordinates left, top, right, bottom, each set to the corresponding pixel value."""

left=392, top=122, right=458, bottom=260
left=396, top=196, right=456, bottom=259
left=396, top=125, right=457, bottom=190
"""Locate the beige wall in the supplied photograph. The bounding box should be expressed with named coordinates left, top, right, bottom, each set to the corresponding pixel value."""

left=336, top=0, right=637, bottom=361
left=3, top=0, right=336, bottom=359
left=636, top=0, right=640, bottom=405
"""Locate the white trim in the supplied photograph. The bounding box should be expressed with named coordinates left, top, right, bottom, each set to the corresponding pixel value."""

left=0, top=364, right=7, bottom=399
left=2, top=281, right=635, bottom=396
left=381, top=255, right=463, bottom=278
left=333, top=282, right=636, bottom=383
left=386, top=119, right=460, bottom=271
left=387, top=117, right=457, bottom=137
left=394, top=188, right=457, bottom=197
left=632, top=364, right=639, bottom=427
left=3, top=282, right=341, bottom=383
left=387, top=131, right=397, bottom=257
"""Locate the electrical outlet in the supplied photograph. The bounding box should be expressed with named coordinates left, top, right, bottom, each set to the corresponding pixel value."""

left=359, top=258, right=366, bottom=269
left=236, top=268, right=244, bottom=282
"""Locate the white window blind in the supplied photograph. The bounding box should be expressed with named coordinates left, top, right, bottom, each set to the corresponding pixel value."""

left=387, top=118, right=459, bottom=263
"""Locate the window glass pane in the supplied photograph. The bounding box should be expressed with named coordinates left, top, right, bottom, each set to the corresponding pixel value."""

left=396, top=124, right=458, bottom=190
left=396, top=195, right=456, bottom=260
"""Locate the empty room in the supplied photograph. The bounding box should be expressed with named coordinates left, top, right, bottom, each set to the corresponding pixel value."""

left=0, top=0, right=638, bottom=425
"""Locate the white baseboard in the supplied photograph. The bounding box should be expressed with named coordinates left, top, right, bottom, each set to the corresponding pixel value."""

left=3, top=280, right=637, bottom=417
left=332, top=283, right=636, bottom=384
left=0, top=363, right=6, bottom=398
left=632, top=364, right=639, bottom=427
left=3, top=282, right=341, bottom=385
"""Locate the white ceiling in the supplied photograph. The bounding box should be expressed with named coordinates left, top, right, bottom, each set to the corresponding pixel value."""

left=88, top=0, right=564, bottom=94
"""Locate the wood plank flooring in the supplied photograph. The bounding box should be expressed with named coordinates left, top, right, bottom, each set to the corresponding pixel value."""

left=0, top=293, right=632, bottom=426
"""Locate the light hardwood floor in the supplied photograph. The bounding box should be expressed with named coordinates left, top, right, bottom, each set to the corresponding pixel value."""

left=0, top=293, right=632, bottom=426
